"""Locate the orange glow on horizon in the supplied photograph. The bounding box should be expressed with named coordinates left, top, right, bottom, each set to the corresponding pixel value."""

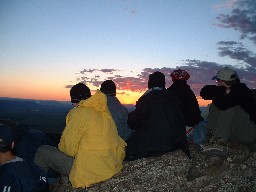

left=1, top=87, right=211, bottom=107
left=197, top=98, right=212, bottom=107
left=117, top=90, right=211, bottom=107
left=117, top=90, right=143, bottom=105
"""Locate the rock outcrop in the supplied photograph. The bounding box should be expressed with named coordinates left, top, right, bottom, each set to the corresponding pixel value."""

left=51, top=143, right=256, bottom=192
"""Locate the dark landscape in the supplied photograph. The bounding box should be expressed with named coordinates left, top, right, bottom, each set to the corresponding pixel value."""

left=0, top=97, right=135, bottom=134
left=1, top=97, right=255, bottom=192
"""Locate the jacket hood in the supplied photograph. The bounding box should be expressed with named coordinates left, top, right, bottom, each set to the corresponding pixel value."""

left=78, top=90, right=108, bottom=112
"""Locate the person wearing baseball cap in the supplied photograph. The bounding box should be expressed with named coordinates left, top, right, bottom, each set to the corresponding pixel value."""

left=211, top=66, right=239, bottom=82
left=200, top=66, right=256, bottom=149
left=0, top=123, right=49, bottom=191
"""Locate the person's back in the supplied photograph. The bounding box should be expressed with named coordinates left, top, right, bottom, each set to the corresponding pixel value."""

left=167, top=69, right=203, bottom=127
left=59, top=90, right=126, bottom=187
left=34, top=83, right=126, bottom=188
left=126, top=71, right=190, bottom=160
left=0, top=124, right=49, bottom=192
left=100, top=80, right=132, bottom=140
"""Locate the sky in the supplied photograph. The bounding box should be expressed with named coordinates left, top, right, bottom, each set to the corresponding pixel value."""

left=1, top=0, right=255, bottom=106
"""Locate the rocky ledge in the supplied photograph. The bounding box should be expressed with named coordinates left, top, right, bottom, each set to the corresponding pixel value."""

left=51, top=143, right=256, bottom=192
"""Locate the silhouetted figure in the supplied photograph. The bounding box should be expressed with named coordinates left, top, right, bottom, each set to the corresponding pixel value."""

left=100, top=80, right=132, bottom=140
left=200, top=66, right=256, bottom=147
left=168, top=69, right=203, bottom=127
left=126, top=71, right=191, bottom=161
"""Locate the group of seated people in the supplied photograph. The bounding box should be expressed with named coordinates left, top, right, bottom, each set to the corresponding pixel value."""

left=1, top=66, right=256, bottom=191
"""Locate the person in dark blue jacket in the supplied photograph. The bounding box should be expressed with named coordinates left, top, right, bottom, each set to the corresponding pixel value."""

left=0, top=123, right=49, bottom=192
left=126, top=71, right=191, bottom=161
left=168, top=69, right=203, bottom=127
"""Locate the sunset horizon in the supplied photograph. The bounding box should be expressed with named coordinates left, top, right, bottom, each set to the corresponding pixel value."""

left=1, top=0, right=255, bottom=107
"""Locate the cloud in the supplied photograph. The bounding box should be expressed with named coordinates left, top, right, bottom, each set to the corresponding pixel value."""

left=99, top=69, right=119, bottom=74
left=216, top=0, right=256, bottom=44
left=217, top=41, right=256, bottom=67
left=213, top=0, right=238, bottom=11
left=215, top=0, right=256, bottom=67
left=67, top=59, right=256, bottom=100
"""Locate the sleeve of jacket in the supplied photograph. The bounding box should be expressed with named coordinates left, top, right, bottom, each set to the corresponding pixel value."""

left=127, top=97, right=145, bottom=130
left=233, top=84, right=256, bottom=124
left=200, top=85, right=225, bottom=100
left=0, top=170, right=17, bottom=192
left=59, top=108, right=86, bottom=157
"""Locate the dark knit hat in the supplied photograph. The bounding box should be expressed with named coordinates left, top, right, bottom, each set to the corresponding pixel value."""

left=70, top=83, right=91, bottom=103
left=148, top=71, right=166, bottom=89
left=100, top=80, right=116, bottom=96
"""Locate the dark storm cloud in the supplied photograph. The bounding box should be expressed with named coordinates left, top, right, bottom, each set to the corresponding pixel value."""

left=216, top=0, right=256, bottom=44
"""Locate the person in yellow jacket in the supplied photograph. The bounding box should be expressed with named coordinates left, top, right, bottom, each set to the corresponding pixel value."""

left=34, top=83, right=126, bottom=188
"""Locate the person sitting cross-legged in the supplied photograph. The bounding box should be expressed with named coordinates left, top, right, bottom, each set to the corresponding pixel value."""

left=34, top=83, right=126, bottom=188
left=200, top=66, right=256, bottom=154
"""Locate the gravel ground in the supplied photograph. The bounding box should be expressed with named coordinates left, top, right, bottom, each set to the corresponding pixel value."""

left=50, top=143, right=256, bottom=192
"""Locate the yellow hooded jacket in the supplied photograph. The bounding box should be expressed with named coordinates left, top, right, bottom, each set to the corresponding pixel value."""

left=58, top=90, right=126, bottom=188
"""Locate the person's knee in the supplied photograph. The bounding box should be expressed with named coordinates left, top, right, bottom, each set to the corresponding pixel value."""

left=34, top=145, right=52, bottom=161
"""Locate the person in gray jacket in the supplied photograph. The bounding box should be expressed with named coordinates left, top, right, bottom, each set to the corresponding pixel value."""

left=100, top=80, right=132, bottom=140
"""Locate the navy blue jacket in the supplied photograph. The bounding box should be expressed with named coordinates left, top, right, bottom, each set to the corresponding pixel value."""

left=126, top=89, right=191, bottom=160
left=168, top=80, right=203, bottom=127
left=0, top=159, right=49, bottom=192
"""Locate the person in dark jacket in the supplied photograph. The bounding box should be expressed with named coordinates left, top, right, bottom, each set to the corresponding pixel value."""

left=200, top=66, right=256, bottom=145
left=168, top=69, right=203, bottom=127
left=126, top=71, right=191, bottom=161
left=100, top=80, right=132, bottom=140
left=0, top=123, right=49, bottom=192
left=0, top=119, right=54, bottom=162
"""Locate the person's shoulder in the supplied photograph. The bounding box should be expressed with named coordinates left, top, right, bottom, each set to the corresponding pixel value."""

left=107, top=95, right=120, bottom=103
left=231, top=82, right=251, bottom=93
left=68, top=105, right=88, bottom=116
left=236, top=82, right=249, bottom=89
left=1, top=160, right=37, bottom=171
left=0, top=161, right=25, bottom=179
left=0, top=161, right=49, bottom=192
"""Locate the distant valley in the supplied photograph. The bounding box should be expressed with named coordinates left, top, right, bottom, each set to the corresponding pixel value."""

left=0, top=97, right=135, bottom=134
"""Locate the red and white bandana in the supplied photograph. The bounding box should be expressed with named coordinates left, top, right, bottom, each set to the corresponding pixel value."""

left=170, top=69, right=190, bottom=81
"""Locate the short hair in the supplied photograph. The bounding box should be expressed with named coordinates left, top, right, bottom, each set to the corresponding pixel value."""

left=70, top=83, right=91, bottom=103
left=100, top=80, right=116, bottom=96
left=148, top=71, right=166, bottom=89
